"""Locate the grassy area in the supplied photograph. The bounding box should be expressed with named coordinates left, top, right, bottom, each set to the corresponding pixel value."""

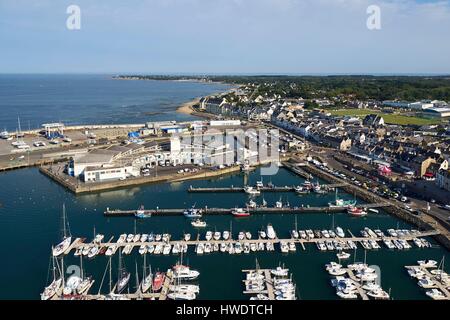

left=329, top=109, right=441, bottom=126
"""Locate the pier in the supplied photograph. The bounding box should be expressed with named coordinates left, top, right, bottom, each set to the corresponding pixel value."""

left=241, top=269, right=276, bottom=300
left=51, top=269, right=174, bottom=300
left=405, top=264, right=450, bottom=300
left=104, top=203, right=390, bottom=217
left=187, top=183, right=346, bottom=193
left=62, top=229, right=440, bottom=257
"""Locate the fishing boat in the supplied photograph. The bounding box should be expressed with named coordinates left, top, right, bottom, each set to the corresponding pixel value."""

left=183, top=206, right=203, bottom=218
left=52, top=204, right=72, bottom=257
left=266, top=224, right=277, bottom=239
left=329, top=190, right=357, bottom=208
left=152, top=272, right=166, bottom=292
left=231, top=207, right=250, bottom=217
left=347, top=206, right=367, bottom=216
left=191, top=219, right=206, bottom=228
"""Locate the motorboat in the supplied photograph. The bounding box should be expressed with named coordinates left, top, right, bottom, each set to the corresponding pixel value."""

left=205, top=231, right=213, bottom=241
left=426, top=288, right=446, bottom=300
left=222, top=230, right=230, bottom=240
left=291, top=230, right=299, bottom=239
left=335, top=227, right=345, bottom=238
left=271, top=266, right=289, bottom=277
left=367, top=288, right=390, bottom=300
left=244, top=186, right=260, bottom=195
left=418, top=260, right=438, bottom=268
left=172, top=264, right=200, bottom=280
left=266, top=224, right=277, bottom=239
left=167, top=291, right=196, bottom=300
left=170, top=284, right=200, bottom=294
left=336, top=251, right=351, bottom=260
left=191, top=219, right=206, bottom=228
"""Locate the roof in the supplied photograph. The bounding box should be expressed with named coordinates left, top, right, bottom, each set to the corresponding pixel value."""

left=75, top=149, right=118, bottom=164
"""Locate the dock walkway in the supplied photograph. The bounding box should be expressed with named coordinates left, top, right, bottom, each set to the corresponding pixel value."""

left=62, top=230, right=440, bottom=257
left=104, top=203, right=391, bottom=217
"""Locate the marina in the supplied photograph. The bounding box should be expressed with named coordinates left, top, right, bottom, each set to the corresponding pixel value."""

left=2, top=166, right=449, bottom=300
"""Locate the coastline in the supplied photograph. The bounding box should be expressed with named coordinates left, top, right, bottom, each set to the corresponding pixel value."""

left=177, top=97, right=200, bottom=115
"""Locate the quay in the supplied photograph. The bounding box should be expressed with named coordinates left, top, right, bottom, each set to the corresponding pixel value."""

left=63, top=229, right=440, bottom=256
left=187, top=183, right=346, bottom=193
left=103, top=203, right=391, bottom=217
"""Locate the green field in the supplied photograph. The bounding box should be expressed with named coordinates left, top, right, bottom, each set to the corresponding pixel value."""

left=329, top=109, right=441, bottom=125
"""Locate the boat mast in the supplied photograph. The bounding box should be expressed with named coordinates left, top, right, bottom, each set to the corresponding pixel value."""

left=62, top=203, right=67, bottom=239
left=109, top=256, right=112, bottom=293
left=80, top=255, right=84, bottom=279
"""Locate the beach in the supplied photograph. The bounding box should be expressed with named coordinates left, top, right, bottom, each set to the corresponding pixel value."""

left=177, top=97, right=200, bottom=115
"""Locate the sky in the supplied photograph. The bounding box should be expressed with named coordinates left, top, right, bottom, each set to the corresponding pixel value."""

left=0, top=0, right=449, bottom=74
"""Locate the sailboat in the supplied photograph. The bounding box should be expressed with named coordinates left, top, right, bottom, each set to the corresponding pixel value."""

left=41, top=252, right=63, bottom=300
left=115, top=251, right=130, bottom=294
left=140, top=255, right=153, bottom=293
left=52, top=204, right=72, bottom=257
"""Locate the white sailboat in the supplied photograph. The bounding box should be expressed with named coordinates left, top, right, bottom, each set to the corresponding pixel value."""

left=52, top=204, right=72, bottom=257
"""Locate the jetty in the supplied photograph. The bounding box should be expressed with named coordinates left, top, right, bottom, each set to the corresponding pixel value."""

left=187, top=183, right=346, bottom=193
left=61, top=229, right=440, bottom=257
left=51, top=269, right=174, bottom=300
left=104, top=203, right=390, bottom=217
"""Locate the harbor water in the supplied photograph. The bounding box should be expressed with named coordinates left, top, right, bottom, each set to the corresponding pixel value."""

left=0, top=167, right=448, bottom=300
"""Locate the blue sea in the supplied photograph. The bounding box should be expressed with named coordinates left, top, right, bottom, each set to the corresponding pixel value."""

left=0, top=74, right=232, bottom=131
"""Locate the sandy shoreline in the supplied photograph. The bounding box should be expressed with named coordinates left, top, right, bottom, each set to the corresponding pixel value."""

left=176, top=98, right=200, bottom=115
